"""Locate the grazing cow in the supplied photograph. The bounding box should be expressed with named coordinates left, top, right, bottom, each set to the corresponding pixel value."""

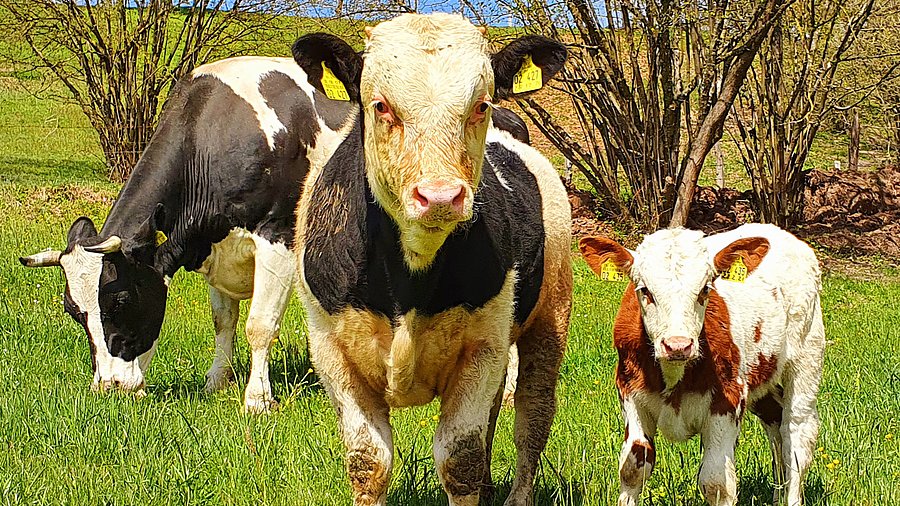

left=579, top=224, right=825, bottom=506
left=292, top=14, right=571, bottom=506
left=20, top=56, right=355, bottom=413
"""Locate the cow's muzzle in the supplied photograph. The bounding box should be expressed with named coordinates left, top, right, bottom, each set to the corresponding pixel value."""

left=410, top=180, right=471, bottom=224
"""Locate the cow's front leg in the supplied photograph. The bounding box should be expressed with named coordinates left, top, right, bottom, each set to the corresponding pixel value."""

left=243, top=238, right=295, bottom=414
left=313, top=331, right=393, bottom=506
left=436, top=339, right=508, bottom=506
left=205, top=286, right=239, bottom=393
left=617, top=393, right=657, bottom=506
left=699, top=415, right=740, bottom=506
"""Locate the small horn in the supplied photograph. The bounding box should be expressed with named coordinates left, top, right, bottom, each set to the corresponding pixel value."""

left=19, top=250, right=62, bottom=267
left=84, top=236, right=122, bottom=254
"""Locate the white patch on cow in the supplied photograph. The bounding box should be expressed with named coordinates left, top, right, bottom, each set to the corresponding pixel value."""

left=193, top=56, right=319, bottom=150
left=491, top=163, right=514, bottom=192
left=60, top=246, right=146, bottom=391
left=196, top=227, right=257, bottom=300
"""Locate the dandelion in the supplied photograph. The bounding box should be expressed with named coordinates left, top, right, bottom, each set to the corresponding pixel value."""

left=817, top=447, right=824, bottom=453
left=593, top=379, right=600, bottom=386
left=419, top=420, right=428, bottom=427
left=432, top=414, right=439, bottom=422
left=832, top=459, right=840, bottom=466
left=822, top=453, right=830, bottom=460
left=307, top=368, right=313, bottom=374
left=826, top=462, right=836, bottom=471
left=887, top=433, right=894, bottom=441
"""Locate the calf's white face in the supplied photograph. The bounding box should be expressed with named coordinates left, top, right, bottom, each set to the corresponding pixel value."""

left=580, top=229, right=770, bottom=364
left=291, top=14, right=567, bottom=271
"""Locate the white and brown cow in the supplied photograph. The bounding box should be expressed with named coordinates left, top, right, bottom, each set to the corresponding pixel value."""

left=580, top=224, right=825, bottom=506
left=291, top=14, right=572, bottom=506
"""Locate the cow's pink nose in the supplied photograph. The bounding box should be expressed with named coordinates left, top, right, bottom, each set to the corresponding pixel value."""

left=412, top=182, right=466, bottom=217
left=662, top=336, right=694, bottom=361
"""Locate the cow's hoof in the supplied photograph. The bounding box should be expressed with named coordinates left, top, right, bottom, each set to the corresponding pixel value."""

left=243, top=397, right=278, bottom=415
left=204, top=369, right=235, bottom=393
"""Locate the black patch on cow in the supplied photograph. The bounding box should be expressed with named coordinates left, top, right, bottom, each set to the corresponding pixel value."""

left=491, top=107, right=530, bottom=144
left=303, top=121, right=545, bottom=325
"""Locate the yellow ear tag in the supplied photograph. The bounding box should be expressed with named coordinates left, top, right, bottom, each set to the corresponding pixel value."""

left=155, top=231, right=168, bottom=247
left=720, top=256, right=748, bottom=283
left=600, top=260, right=627, bottom=282
left=320, top=61, right=350, bottom=101
left=512, top=54, right=543, bottom=94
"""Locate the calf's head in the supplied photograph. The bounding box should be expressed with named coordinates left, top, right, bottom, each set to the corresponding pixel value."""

left=292, top=13, right=566, bottom=270
left=580, top=229, right=770, bottom=364
left=20, top=212, right=168, bottom=393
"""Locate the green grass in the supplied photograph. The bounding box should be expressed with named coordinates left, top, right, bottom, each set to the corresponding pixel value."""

left=2, top=62, right=899, bottom=506
left=2, top=189, right=899, bottom=504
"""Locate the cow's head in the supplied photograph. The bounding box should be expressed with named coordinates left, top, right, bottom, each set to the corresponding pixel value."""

left=579, top=229, right=770, bottom=364
left=20, top=209, right=168, bottom=393
left=292, top=14, right=566, bottom=271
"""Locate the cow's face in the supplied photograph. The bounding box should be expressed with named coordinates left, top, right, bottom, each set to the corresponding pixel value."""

left=580, top=230, right=770, bottom=365
left=21, top=216, right=167, bottom=393
left=292, top=14, right=566, bottom=270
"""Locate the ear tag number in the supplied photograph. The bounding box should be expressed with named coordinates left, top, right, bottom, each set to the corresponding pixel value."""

left=155, top=231, right=168, bottom=247
left=721, top=256, right=748, bottom=283
left=321, top=62, right=350, bottom=101
left=512, top=54, right=543, bottom=94
left=600, top=261, right=627, bottom=282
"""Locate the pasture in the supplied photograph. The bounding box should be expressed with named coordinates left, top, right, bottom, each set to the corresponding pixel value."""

left=1, top=80, right=900, bottom=506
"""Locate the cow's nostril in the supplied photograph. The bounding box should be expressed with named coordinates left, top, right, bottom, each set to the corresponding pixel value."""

left=413, top=186, right=430, bottom=210
left=413, top=183, right=466, bottom=215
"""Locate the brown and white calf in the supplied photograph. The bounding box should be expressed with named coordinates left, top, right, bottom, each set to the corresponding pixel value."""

left=291, top=14, right=571, bottom=506
left=580, top=224, right=825, bottom=506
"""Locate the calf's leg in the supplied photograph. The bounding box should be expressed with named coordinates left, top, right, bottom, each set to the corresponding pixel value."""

left=506, top=322, right=566, bottom=506
left=436, top=341, right=508, bottom=506
left=617, top=394, right=657, bottom=506
left=205, top=286, right=239, bottom=393
left=699, top=415, right=740, bottom=506
left=782, top=306, right=825, bottom=506
left=243, top=239, right=295, bottom=414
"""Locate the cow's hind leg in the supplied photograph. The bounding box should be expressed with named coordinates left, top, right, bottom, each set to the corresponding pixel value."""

left=243, top=238, right=295, bottom=414
left=205, top=286, right=239, bottom=393
left=436, top=340, right=508, bottom=506
left=482, top=370, right=506, bottom=500
left=505, top=321, right=566, bottom=506
left=751, top=390, right=786, bottom=505
left=782, top=306, right=825, bottom=506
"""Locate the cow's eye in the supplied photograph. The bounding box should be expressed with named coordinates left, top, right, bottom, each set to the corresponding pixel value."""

left=636, top=286, right=654, bottom=305
left=698, top=284, right=712, bottom=304
left=470, top=100, right=491, bottom=124
left=372, top=97, right=394, bottom=123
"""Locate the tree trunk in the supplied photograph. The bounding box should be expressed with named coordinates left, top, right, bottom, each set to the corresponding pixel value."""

left=849, top=108, right=860, bottom=171
left=715, top=142, right=725, bottom=188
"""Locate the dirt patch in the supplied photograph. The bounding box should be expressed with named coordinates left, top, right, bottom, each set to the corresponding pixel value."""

left=567, top=166, right=900, bottom=276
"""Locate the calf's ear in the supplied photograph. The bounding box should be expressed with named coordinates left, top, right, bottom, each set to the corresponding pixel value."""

left=713, top=237, right=770, bottom=274
left=292, top=33, right=363, bottom=102
left=125, top=204, right=166, bottom=263
left=492, top=35, right=567, bottom=101
left=579, top=236, right=634, bottom=278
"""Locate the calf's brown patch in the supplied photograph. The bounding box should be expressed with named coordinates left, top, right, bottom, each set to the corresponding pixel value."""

left=747, top=353, right=778, bottom=390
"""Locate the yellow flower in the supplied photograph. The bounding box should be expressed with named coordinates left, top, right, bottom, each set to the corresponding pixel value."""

left=419, top=420, right=428, bottom=427
left=832, top=459, right=840, bottom=466
left=432, top=415, right=440, bottom=422
left=822, top=453, right=830, bottom=460
left=887, top=433, right=894, bottom=441
left=817, top=447, right=824, bottom=453
left=826, top=463, right=836, bottom=471
left=307, top=368, right=313, bottom=374
left=593, top=380, right=600, bottom=385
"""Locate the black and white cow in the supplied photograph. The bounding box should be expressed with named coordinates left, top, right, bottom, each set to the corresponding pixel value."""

left=20, top=56, right=356, bottom=412
left=292, top=14, right=572, bottom=506
left=19, top=54, right=534, bottom=414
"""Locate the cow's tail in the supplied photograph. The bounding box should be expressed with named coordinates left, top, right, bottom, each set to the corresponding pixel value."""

left=387, top=321, right=417, bottom=396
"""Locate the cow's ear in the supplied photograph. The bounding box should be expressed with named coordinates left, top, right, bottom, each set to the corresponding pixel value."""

left=579, top=236, right=634, bottom=279
left=125, top=204, right=166, bottom=262
left=292, top=33, right=362, bottom=102
left=714, top=237, right=770, bottom=275
left=67, top=217, right=98, bottom=245
left=492, top=35, right=567, bottom=101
